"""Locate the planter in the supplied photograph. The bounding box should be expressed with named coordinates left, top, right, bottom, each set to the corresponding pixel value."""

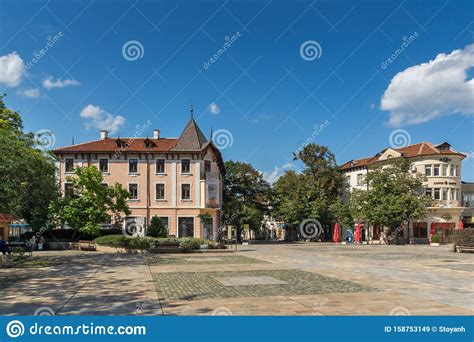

left=430, top=243, right=440, bottom=247
left=47, top=241, right=74, bottom=250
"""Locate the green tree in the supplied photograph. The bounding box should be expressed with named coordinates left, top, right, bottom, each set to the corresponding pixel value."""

left=272, top=144, right=344, bottom=240
left=0, top=95, right=57, bottom=230
left=49, top=166, right=131, bottom=236
left=223, top=160, right=271, bottom=241
left=350, top=158, right=432, bottom=244
left=147, top=216, right=167, bottom=238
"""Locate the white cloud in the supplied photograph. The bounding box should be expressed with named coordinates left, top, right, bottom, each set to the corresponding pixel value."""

left=208, top=102, right=220, bottom=114
left=0, top=52, right=26, bottom=87
left=17, top=88, right=41, bottom=98
left=43, top=77, right=81, bottom=90
left=262, top=162, right=295, bottom=184
left=80, top=104, right=125, bottom=134
left=381, top=44, right=474, bottom=126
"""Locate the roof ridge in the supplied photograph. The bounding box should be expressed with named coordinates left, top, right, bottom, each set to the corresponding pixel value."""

left=54, top=138, right=104, bottom=150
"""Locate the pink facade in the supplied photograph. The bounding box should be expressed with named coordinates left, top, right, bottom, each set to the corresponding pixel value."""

left=53, top=118, right=224, bottom=239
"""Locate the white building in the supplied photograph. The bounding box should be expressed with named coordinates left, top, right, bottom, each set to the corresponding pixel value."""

left=340, top=142, right=465, bottom=243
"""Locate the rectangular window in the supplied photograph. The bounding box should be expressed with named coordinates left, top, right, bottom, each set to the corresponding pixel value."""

left=99, top=158, right=108, bottom=172
left=205, top=160, right=211, bottom=173
left=442, top=188, right=448, bottom=200
left=455, top=166, right=459, bottom=177
left=181, top=159, right=191, bottom=174
left=434, top=188, right=441, bottom=200
left=155, top=183, right=165, bottom=200
left=178, top=217, right=194, bottom=237
left=425, top=165, right=432, bottom=176
left=356, top=173, right=363, bottom=186
left=451, top=188, right=457, bottom=201
left=442, top=164, right=448, bottom=176
left=156, top=159, right=165, bottom=174
left=128, top=183, right=138, bottom=200
left=425, top=188, right=432, bottom=198
left=129, top=159, right=138, bottom=174
left=64, top=183, right=74, bottom=196
left=449, top=165, right=454, bottom=176
left=181, top=183, right=191, bottom=200
left=433, top=164, right=440, bottom=176
left=65, top=158, right=74, bottom=173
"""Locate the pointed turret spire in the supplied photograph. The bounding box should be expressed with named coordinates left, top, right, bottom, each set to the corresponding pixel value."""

left=190, top=103, right=194, bottom=119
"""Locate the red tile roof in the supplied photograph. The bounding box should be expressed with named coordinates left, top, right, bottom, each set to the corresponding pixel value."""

left=53, top=138, right=178, bottom=153
left=340, top=142, right=465, bottom=171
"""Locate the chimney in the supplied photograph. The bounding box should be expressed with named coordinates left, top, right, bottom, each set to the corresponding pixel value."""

left=153, top=129, right=160, bottom=139
left=100, top=130, right=108, bottom=139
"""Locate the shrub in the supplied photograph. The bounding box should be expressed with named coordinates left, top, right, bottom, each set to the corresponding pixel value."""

left=94, top=235, right=209, bottom=252
left=22, top=228, right=122, bottom=242
left=179, top=238, right=201, bottom=252
left=147, top=216, right=168, bottom=238
left=454, top=229, right=474, bottom=247
left=431, top=234, right=441, bottom=243
left=207, top=240, right=227, bottom=249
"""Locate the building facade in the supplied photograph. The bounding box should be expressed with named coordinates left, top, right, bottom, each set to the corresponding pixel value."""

left=53, top=116, right=224, bottom=239
left=461, top=181, right=474, bottom=228
left=340, top=142, right=465, bottom=243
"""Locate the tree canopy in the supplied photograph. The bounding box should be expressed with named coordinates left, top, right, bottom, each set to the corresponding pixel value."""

left=350, top=158, right=432, bottom=239
left=272, top=144, right=343, bottom=238
left=0, top=95, right=57, bottom=230
left=223, top=160, right=271, bottom=240
left=49, top=165, right=131, bottom=235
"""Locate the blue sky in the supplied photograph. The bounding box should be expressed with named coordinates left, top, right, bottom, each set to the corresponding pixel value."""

left=1, top=0, right=473, bottom=181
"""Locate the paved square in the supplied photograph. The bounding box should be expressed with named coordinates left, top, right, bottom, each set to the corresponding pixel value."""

left=153, top=269, right=374, bottom=300
left=1, top=244, right=473, bottom=315
left=216, top=275, right=288, bottom=286
left=148, top=255, right=267, bottom=265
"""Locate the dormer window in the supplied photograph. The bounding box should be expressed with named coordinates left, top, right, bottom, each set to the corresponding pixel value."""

left=116, top=139, right=126, bottom=148
left=144, top=138, right=156, bottom=148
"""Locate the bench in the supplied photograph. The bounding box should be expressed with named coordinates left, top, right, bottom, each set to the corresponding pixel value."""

left=455, top=245, right=474, bottom=253
left=78, top=240, right=97, bottom=251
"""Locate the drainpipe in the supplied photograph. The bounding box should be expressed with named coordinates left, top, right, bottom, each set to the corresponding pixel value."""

left=146, top=154, right=150, bottom=233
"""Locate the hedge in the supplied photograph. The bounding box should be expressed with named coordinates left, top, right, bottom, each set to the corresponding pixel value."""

left=22, top=228, right=123, bottom=242
left=93, top=235, right=220, bottom=252
left=454, top=229, right=474, bottom=247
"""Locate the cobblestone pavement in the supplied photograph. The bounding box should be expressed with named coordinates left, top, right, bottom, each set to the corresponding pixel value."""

left=1, top=244, right=473, bottom=315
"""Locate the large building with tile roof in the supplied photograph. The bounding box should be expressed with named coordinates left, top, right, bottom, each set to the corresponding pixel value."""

left=53, top=114, right=224, bottom=239
left=340, top=142, right=466, bottom=243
